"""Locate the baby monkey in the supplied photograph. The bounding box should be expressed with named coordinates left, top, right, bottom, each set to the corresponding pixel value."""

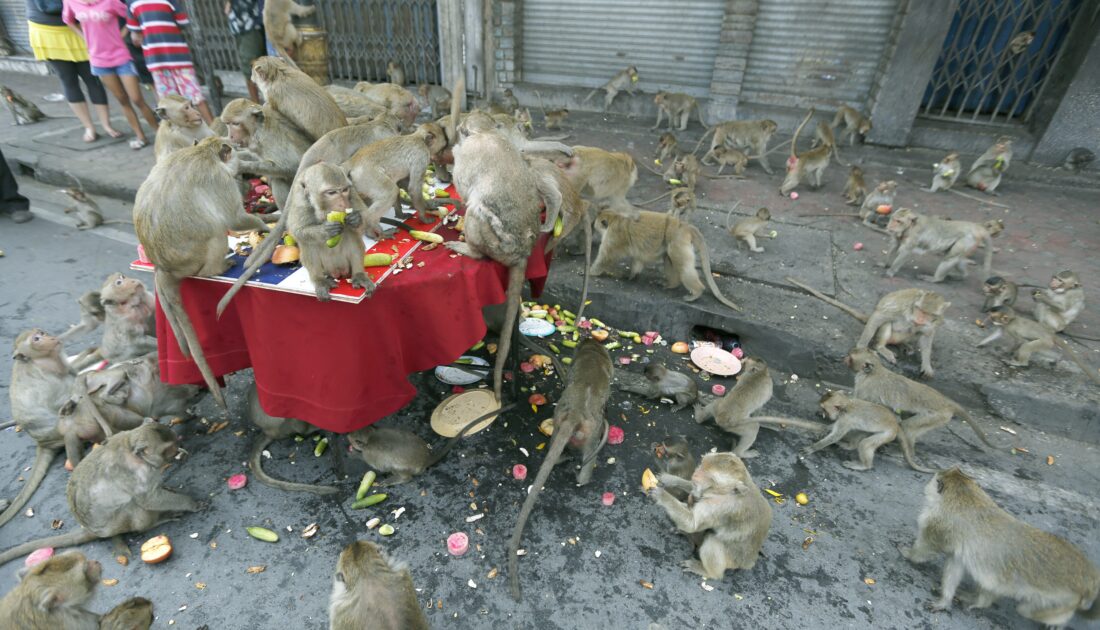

left=801, top=391, right=934, bottom=473
left=652, top=436, right=695, bottom=502
left=620, top=363, right=698, bottom=411
left=901, top=468, right=1100, bottom=626
left=730, top=207, right=772, bottom=253
left=1033, top=270, right=1084, bottom=332
left=981, top=276, right=1017, bottom=312
left=843, top=165, right=868, bottom=206
left=60, top=187, right=132, bottom=230
left=929, top=151, right=961, bottom=192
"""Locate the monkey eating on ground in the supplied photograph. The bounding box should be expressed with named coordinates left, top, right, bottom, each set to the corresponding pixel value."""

left=901, top=468, right=1100, bottom=625
left=661, top=154, right=701, bottom=191
left=346, top=405, right=514, bottom=485
left=846, top=347, right=995, bottom=449
left=966, top=137, right=1012, bottom=194
left=831, top=105, right=872, bottom=145
left=262, top=0, right=314, bottom=63
left=857, top=179, right=898, bottom=230
left=978, top=307, right=1100, bottom=384
left=696, top=119, right=780, bottom=174
left=981, top=276, right=1018, bottom=312
left=2, top=85, right=46, bottom=125
left=0, top=551, right=104, bottom=629
left=652, top=91, right=705, bottom=131
left=508, top=339, right=612, bottom=601
left=694, top=357, right=826, bottom=457
left=780, top=109, right=833, bottom=196
left=654, top=132, right=685, bottom=164
left=1, top=329, right=77, bottom=528
left=0, top=423, right=200, bottom=566
left=591, top=208, right=743, bottom=311
left=1032, top=270, right=1085, bottom=333
left=418, top=83, right=452, bottom=118
left=930, top=151, right=961, bottom=192
left=667, top=187, right=697, bottom=219
left=134, top=136, right=270, bottom=408
left=649, top=452, right=772, bottom=580
left=329, top=540, right=428, bottom=630
left=801, top=390, right=934, bottom=473
left=582, top=65, right=639, bottom=111
left=730, top=207, right=772, bottom=253
left=152, top=95, right=215, bottom=162
left=99, top=597, right=154, bottom=630
left=620, top=363, right=698, bottom=411
left=882, top=208, right=1004, bottom=283
left=246, top=384, right=336, bottom=495
left=843, top=165, right=868, bottom=206
left=386, top=60, right=405, bottom=85
left=534, top=90, right=569, bottom=130
left=252, top=57, right=347, bottom=141
left=58, top=187, right=132, bottom=230
left=221, top=97, right=313, bottom=209
left=651, top=435, right=697, bottom=504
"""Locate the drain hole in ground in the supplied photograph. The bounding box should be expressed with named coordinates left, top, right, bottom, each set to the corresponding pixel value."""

left=691, top=325, right=742, bottom=355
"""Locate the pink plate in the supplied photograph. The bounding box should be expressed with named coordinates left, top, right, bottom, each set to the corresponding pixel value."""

left=690, top=345, right=742, bottom=376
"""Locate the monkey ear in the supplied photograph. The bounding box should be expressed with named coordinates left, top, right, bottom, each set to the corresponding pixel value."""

left=861, top=362, right=873, bottom=374
left=423, top=131, right=435, bottom=145
left=249, top=105, right=264, bottom=122
left=219, top=143, right=233, bottom=162
left=11, top=351, right=27, bottom=362
left=155, top=107, right=167, bottom=120
left=59, top=399, right=77, bottom=415
left=935, top=478, right=944, bottom=494
left=35, top=587, right=64, bottom=611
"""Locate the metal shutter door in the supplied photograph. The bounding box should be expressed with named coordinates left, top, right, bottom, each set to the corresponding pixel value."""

left=521, top=0, right=725, bottom=97
left=741, top=0, right=902, bottom=109
left=1, top=0, right=30, bottom=52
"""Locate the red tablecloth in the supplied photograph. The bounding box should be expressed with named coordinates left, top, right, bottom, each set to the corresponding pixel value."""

left=155, top=225, right=552, bottom=433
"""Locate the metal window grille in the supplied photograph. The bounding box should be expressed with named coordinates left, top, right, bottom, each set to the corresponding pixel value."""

left=919, top=0, right=1083, bottom=125
left=183, top=0, right=441, bottom=86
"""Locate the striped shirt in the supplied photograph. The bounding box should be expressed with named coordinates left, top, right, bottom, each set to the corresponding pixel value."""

left=126, top=0, right=192, bottom=70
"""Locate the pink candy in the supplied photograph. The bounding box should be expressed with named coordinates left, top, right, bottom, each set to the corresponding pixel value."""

left=607, top=426, right=624, bottom=445
left=731, top=347, right=745, bottom=359
left=512, top=464, right=527, bottom=480
left=447, top=532, right=469, bottom=556
left=25, top=548, right=54, bottom=567
left=711, top=384, right=727, bottom=396
left=520, top=362, right=536, bottom=374
left=853, top=242, right=864, bottom=251
left=578, top=319, right=592, bottom=329
left=601, top=492, right=615, bottom=506
left=617, top=356, right=632, bottom=365
left=789, top=192, right=799, bottom=200
left=227, top=474, right=248, bottom=490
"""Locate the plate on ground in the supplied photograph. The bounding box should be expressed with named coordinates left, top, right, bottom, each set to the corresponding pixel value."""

left=519, top=317, right=555, bottom=337
left=435, top=356, right=490, bottom=385
left=430, top=389, right=502, bottom=437
left=690, top=345, right=742, bottom=376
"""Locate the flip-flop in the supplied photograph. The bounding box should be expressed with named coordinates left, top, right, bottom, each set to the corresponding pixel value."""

left=129, top=138, right=148, bottom=150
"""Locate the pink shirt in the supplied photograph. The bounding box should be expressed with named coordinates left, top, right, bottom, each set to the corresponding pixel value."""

left=62, top=0, right=132, bottom=68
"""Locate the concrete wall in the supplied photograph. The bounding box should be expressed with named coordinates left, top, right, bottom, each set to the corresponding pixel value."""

left=706, top=0, right=758, bottom=122
left=1030, top=16, right=1100, bottom=165
left=490, top=0, right=519, bottom=97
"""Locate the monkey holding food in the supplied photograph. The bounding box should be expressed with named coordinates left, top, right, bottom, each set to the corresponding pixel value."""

left=730, top=207, right=772, bottom=253
left=801, top=390, right=934, bottom=473
left=882, top=209, right=1004, bottom=283
left=221, top=98, right=313, bottom=209
left=591, top=208, right=742, bottom=312
left=981, top=276, right=1018, bottom=312
left=329, top=541, right=428, bottom=630
left=901, top=468, right=1100, bottom=626
left=620, top=363, right=698, bottom=411
left=1032, top=270, right=1085, bottom=333
left=966, top=137, right=1012, bottom=194
left=857, top=180, right=898, bottom=230
left=649, top=452, right=772, bottom=580
left=583, top=65, right=639, bottom=111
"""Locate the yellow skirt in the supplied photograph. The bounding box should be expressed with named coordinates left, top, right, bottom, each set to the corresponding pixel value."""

left=27, top=22, right=89, bottom=63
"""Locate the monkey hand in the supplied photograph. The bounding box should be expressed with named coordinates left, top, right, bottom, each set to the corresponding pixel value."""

left=344, top=210, right=362, bottom=229
left=323, top=221, right=343, bottom=238
left=919, top=368, right=934, bottom=380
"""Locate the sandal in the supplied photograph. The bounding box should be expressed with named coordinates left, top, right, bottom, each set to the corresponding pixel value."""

left=82, top=128, right=97, bottom=143
left=129, top=138, right=148, bottom=150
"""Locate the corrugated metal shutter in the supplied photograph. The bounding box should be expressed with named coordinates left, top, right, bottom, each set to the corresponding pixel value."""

left=1, top=0, right=30, bottom=52
left=521, top=0, right=725, bottom=97
left=741, top=0, right=902, bottom=109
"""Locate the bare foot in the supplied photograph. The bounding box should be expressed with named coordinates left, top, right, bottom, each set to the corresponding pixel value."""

left=103, top=126, right=123, bottom=138
left=82, top=128, right=97, bottom=142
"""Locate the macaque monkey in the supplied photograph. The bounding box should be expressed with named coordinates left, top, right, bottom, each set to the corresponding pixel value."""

left=730, top=207, right=771, bottom=253
left=329, top=541, right=428, bottom=630
left=324, top=84, right=390, bottom=120
left=858, top=180, right=897, bottom=229
left=386, top=61, right=405, bottom=85
left=883, top=208, right=1004, bottom=282
left=655, top=132, right=685, bottom=164
left=831, top=105, right=872, bottom=145
left=1, top=329, right=76, bottom=528
left=620, top=363, right=698, bottom=411
left=901, top=468, right=1100, bottom=625
left=649, top=452, right=772, bottom=580
left=710, top=145, right=748, bottom=176
left=978, top=307, right=1100, bottom=384
left=490, top=87, right=519, bottom=115
left=252, top=57, right=348, bottom=142
left=220, top=98, right=313, bottom=209
left=694, top=358, right=825, bottom=457
left=653, top=436, right=696, bottom=480
left=2, top=84, right=47, bottom=125
left=534, top=90, right=569, bottom=130
left=662, top=154, right=700, bottom=191
left=353, top=82, right=422, bottom=126
left=843, top=166, right=867, bottom=206
left=59, top=188, right=131, bottom=230
left=57, top=290, right=105, bottom=342
left=56, top=372, right=146, bottom=468
left=0, top=423, right=200, bottom=567
left=652, top=91, right=705, bottom=131
left=583, top=65, right=639, bottom=111
left=981, top=276, right=1017, bottom=312
left=845, top=348, right=995, bottom=448
left=245, top=385, right=335, bottom=494
left=966, top=137, right=1012, bottom=194
left=930, top=151, right=961, bottom=192
left=509, top=339, right=612, bottom=600
left=133, top=136, right=269, bottom=408
left=92, top=272, right=157, bottom=363
left=262, top=0, right=314, bottom=62
left=418, top=83, right=452, bottom=118
left=219, top=162, right=373, bottom=309
left=84, top=354, right=201, bottom=421
left=346, top=405, right=512, bottom=485
left=99, top=597, right=154, bottom=630
left=802, top=391, right=934, bottom=472
left=298, top=114, right=402, bottom=168
left=153, top=95, right=215, bottom=162
left=696, top=119, right=779, bottom=174
left=780, top=109, right=832, bottom=196
left=1063, top=147, right=1095, bottom=172
left=592, top=208, right=742, bottom=311
left=457, top=110, right=572, bottom=156
left=555, top=146, right=637, bottom=217
left=0, top=551, right=102, bottom=628
left=668, top=187, right=697, bottom=219
left=526, top=157, right=593, bottom=320
left=341, top=122, right=447, bottom=227
left=1033, top=270, right=1084, bottom=332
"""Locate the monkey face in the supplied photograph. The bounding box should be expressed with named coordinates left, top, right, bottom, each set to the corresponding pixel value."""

left=1051, top=272, right=1078, bottom=292
left=761, top=120, right=778, bottom=134
left=15, top=328, right=60, bottom=359
left=845, top=348, right=878, bottom=373
left=132, top=423, right=181, bottom=466
left=102, top=273, right=145, bottom=301
left=757, top=208, right=771, bottom=221
left=859, top=120, right=872, bottom=134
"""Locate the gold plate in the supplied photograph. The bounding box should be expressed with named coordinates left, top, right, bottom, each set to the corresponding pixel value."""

left=430, top=389, right=502, bottom=438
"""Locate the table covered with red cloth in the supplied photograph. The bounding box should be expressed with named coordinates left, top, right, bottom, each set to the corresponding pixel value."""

left=154, top=227, right=552, bottom=433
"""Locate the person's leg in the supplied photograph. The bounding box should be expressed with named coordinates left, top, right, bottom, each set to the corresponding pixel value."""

left=47, top=59, right=96, bottom=141
left=121, top=72, right=159, bottom=128
left=77, top=61, right=120, bottom=137
left=98, top=71, right=145, bottom=145
left=0, top=148, right=33, bottom=223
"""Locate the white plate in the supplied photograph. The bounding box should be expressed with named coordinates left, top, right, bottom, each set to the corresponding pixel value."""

left=435, top=355, right=490, bottom=385
left=519, top=317, right=556, bottom=337
left=430, top=389, right=502, bottom=437
left=690, top=345, right=742, bottom=376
